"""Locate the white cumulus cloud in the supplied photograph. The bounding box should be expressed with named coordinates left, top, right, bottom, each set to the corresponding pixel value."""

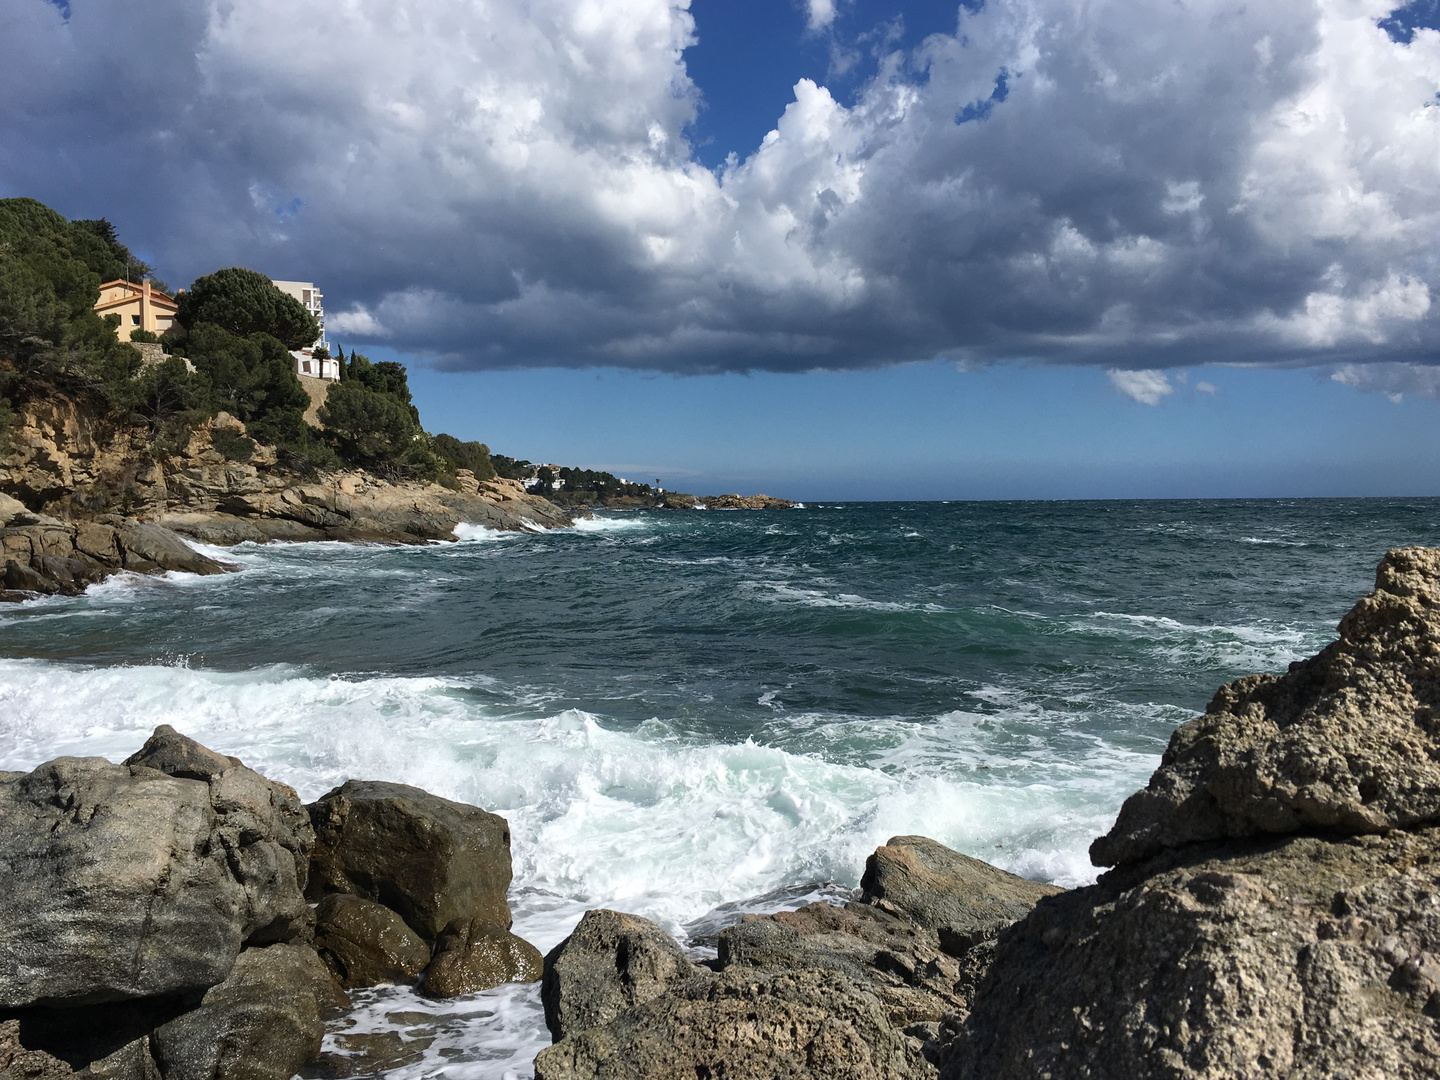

left=4, top=0, right=1440, bottom=376
left=1108, top=369, right=1174, bottom=406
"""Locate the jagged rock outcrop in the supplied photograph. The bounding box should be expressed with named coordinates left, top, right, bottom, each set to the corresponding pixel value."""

left=420, top=917, right=543, bottom=998
left=947, top=829, right=1440, bottom=1080
left=0, top=397, right=571, bottom=594
left=938, top=546, right=1440, bottom=1079
left=535, top=843, right=1058, bottom=1078
left=861, top=836, right=1063, bottom=953
left=534, top=969, right=926, bottom=1080
left=306, top=780, right=515, bottom=940
left=699, top=493, right=797, bottom=510
left=311, top=894, right=430, bottom=990
left=1093, top=546, right=1440, bottom=868
left=0, top=727, right=312, bottom=1009
left=541, top=910, right=698, bottom=1042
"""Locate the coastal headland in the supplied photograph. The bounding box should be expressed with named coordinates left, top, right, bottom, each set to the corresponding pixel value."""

left=3, top=546, right=1440, bottom=1077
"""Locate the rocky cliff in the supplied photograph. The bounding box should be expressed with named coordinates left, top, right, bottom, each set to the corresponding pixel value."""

left=0, top=396, right=571, bottom=600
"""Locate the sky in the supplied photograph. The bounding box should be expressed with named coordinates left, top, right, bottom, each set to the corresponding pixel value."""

left=4, top=0, right=1440, bottom=498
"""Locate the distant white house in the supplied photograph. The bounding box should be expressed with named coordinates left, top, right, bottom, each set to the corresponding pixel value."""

left=522, top=465, right=566, bottom=490
left=273, top=280, right=340, bottom=381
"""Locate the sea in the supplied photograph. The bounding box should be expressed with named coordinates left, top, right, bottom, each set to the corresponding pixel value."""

left=2, top=497, right=1437, bottom=1075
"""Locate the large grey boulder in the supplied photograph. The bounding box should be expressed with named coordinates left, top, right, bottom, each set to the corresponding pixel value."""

left=1093, top=546, right=1440, bottom=868
left=149, top=944, right=348, bottom=1080
left=124, top=726, right=314, bottom=947
left=0, top=728, right=312, bottom=1008
left=946, top=829, right=1440, bottom=1080
left=420, top=917, right=543, bottom=998
left=115, top=522, right=228, bottom=576
left=540, top=910, right=695, bottom=1042
left=534, top=969, right=926, bottom=1080
left=860, top=835, right=1062, bottom=953
left=306, top=780, right=513, bottom=940
left=312, top=893, right=430, bottom=989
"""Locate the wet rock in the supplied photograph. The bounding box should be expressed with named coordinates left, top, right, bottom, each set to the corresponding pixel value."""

left=2, top=559, right=57, bottom=595
left=540, top=910, right=695, bottom=1042
left=28, top=554, right=110, bottom=596
left=149, top=944, right=347, bottom=1080
left=0, top=728, right=313, bottom=1008
left=306, top=780, right=513, bottom=941
left=312, top=894, right=430, bottom=989
left=699, top=493, right=797, bottom=509
left=533, top=968, right=925, bottom=1080
left=947, top=829, right=1440, bottom=1080
left=0, top=996, right=191, bottom=1079
left=1093, top=546, right=1440, bottom=868
left=420, top=918, right=542, bottom=998
left=860, top=836, right=1062, bottom=951
left=116, top=522, right=228, bottom=576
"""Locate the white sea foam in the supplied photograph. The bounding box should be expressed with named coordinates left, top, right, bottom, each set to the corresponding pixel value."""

left=453, top=523, right=511, bottom=542
left=568, top=514, right=652, bottom=533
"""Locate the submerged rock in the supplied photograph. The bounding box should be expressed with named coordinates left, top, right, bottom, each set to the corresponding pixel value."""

left=1093, top=546, right=1440, bottom=868
left=540, top=910, right=696, bottom=1042
left=306, top=780, right=513, bottom=941
left=420, top=918, right=542, bottom=998
left=312, top=894, right=430, bottom=989
left=860, top=836, right=1062, bottom=953
left=533, top=968, right=925, bottom=1080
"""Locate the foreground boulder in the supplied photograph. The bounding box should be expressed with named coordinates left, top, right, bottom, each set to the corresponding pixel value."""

left=938, top=546, right=1440, bottom=1079
left=420, top=917, right=543, bottom=998
left=534, top=969, right=925, bottom=1080
left=312, top=894, right=431, bottom=989
left=860, top=835, right=1063, bottom=954
left=541, top=910, right=697, bottom=1041
left=149, top=944, right=348, bottom=1080
left=1093, top=546, right=1440, bottom=868
left=948, top=829, right=1440, bottom=1079
left=535, top=838, right=1059, bottom=1078
left=0, top=727, right=312, bottom=1008
left=306, top=780, right=514, bottom=940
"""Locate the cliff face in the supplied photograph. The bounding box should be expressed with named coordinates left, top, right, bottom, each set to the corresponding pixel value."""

left=0, top=397, right=569, bottom=558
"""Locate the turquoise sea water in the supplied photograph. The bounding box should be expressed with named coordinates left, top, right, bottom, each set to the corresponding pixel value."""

left=2, top=498, right=1437, bottom=1075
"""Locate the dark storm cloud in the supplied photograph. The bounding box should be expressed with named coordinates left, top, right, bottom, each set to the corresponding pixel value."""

left=2, top=0, right=1438, bottom=374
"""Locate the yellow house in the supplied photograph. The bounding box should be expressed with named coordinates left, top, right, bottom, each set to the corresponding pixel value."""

left=94, top=279, right=180, bottom=340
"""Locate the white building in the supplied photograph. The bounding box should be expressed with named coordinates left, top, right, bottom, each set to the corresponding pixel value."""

left=273, top=280, right=341, bottom=381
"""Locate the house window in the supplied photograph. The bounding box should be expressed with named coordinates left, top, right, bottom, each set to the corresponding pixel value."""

left=131, top=315, right=141, bottom=325
left=303, top=361, right=312, bottom=373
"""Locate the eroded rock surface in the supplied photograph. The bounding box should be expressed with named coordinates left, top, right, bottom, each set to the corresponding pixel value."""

left=860, top=836, right=1062, bottom=953
left=948, top=830, right=1440, bottom=1080
left=306, top=780, right=513, bottom=940
left=541, top=910, right=696, bottom=1042
left=420, top=918, right=542, bottom=998
left=1093, top=546, right=1440, bottom=868
left=533, top=969, right=925, bottom=1080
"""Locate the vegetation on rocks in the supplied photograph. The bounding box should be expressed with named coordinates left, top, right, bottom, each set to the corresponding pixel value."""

left=0, top=197, right=513, bottom=491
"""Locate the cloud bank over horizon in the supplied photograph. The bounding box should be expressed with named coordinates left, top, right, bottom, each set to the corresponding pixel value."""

left=3, top=0, right=1440, bottom=379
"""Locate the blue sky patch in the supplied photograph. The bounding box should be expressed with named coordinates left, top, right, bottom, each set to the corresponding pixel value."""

left=1379, top=0, right=1440, bottom=44
left=957, top=69, right=1010, bottom=123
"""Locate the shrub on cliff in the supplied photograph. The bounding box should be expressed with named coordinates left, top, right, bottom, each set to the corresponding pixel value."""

left=434, top=434, right=496, bottom=481
left=318, top=380, right=422, bottom=460
left=176, top=267, right=320, bottom=350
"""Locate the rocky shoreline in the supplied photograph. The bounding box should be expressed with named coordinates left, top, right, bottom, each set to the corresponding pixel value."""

left=5, top=547, right=1440, bottom=1077
left=0, top=398, right=572, bottom=602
